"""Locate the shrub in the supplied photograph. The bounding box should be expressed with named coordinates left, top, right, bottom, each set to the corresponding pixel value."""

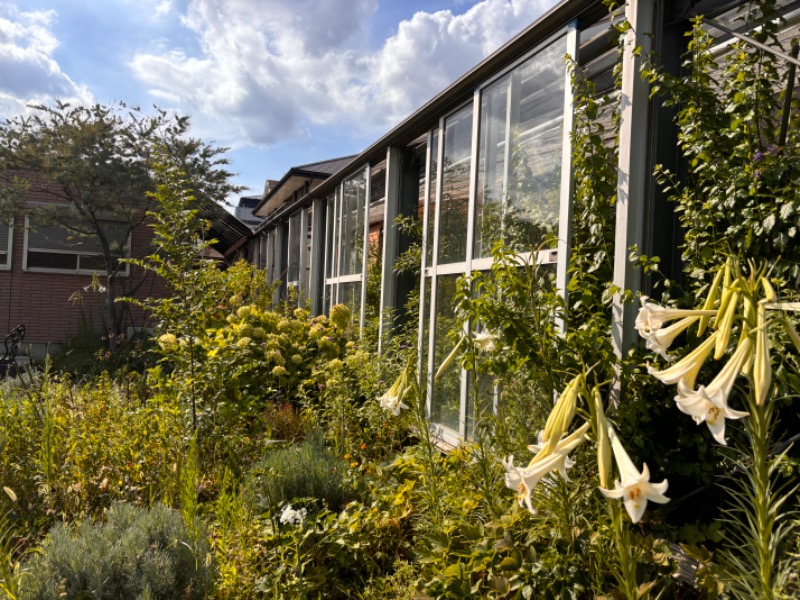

left=246, top=432, right=355, bottom=512
left=20, top=503, right=213, bottom=600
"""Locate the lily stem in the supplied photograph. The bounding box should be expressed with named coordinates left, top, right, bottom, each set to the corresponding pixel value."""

left=610, top=502, right=638, bottom=600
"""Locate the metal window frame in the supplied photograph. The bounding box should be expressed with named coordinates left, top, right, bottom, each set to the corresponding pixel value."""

left=0, top=220, right=13, bottom=271
left=22, top=214, right=132, bottom=277
left=422, top=22, right=577, bottom=443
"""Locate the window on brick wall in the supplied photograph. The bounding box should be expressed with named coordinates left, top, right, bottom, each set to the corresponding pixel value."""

left=23, top=213, right=131, bottom=275
left=0, top=221, right=12, bottom=270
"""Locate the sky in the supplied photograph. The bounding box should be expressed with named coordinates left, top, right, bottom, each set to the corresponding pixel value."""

left=0, top=0, right=561, bottom=206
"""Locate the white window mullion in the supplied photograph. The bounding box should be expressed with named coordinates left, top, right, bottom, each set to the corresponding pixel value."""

left=359, top=164, right=371, bottom=332
left=426, top=121, right=446, bottom=418
left=460, top=90, right=481, bottom=438
left=556, top=20, right=580, bottom=333
left=417, top=132, right=434, bottom=398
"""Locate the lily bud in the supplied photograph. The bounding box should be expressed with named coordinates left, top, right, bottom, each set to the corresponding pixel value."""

left=434, top=336, right=465, bottom=382
left=761, top=277, right=777, bottom=303
left=698, top=265, right=725, bottom=336
left=593, top=389, right=611, bottom=489
left=715, top=291, right=740, bottom=360
left=781, top=318, right=800, bottom=355
left=753, top=303, right=771, bottom=406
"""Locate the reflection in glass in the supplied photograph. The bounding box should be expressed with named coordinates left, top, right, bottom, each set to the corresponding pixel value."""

left=474, top=36, right=566, bottom=258
left=287, top=211, right=301, bottom=284
left=425, top=129, right=439, bottom=267
left=338, top=280, right=362, bottom=325
left=340, top=172, right=366, bottom=277
left=438, top=106, right=473, bottom=265
left=466, top=371, right=496, bottom=435
left=430, top=274, right=461, bottom=431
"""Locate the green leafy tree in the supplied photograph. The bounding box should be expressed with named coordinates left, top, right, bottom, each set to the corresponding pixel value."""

left=0, top=101, right=241, bottom=345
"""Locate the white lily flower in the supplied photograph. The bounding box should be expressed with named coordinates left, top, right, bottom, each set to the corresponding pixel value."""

left=673, top=337, right=751, bottom=445
left=502, top=452, right=568, bottom=513
left=635, top=297, right=717, bottom=336
left=647, top=331, right=718, bottom=389
left=379, top=388, right=408, bottom=416
left=472, top=330, right=499, bottom=353
left=378, top=372, right=409, bottom=416
left=503, top=422, right=590, bottom=513
left=644, top=315, right=701, bottom=357
left=600, top=426, right=669, bottom=524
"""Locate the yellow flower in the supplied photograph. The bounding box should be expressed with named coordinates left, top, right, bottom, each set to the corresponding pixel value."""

left=157, top=333, right=178, bottom=351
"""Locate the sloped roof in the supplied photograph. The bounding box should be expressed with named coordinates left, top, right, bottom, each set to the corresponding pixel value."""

left=253, top=154, right=356, bottom=218
left=198, top=200, right=253, bottom=260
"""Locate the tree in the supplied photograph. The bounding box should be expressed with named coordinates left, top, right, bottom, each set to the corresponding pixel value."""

left=0, top=101, right=242, bottom=346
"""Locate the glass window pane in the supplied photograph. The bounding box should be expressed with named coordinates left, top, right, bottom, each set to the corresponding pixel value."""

left=338, top=280, right=362, bottom=326
left=340, top=172, right=366, bottom=276
left=288, top=212, right=301, bottom=283
left=466, top=372, right=496, bottom=435
left=474, top=36, right=566, bottom=258
left=27, top=251, right=77, bottom=270
left=425, top=129, right=439, bottom=267
left=438, top=106, right=473, bottom=265
left=302, top=207, right=312, bottom=294
left=79, top=254, right=107, bottom=271
left=325, top=197, right=335, bottom=279
left=430, top=274, right=461, bottom=431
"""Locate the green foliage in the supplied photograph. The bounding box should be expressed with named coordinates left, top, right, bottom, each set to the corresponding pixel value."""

left=252, top=495, right=413, bottom=599
left=246, top=432, right=356, bottom=513
left=20, top=503, right=213, bottom=600
left=0, top=373, right=184, bottom=524
left=0, top=101, right=240, bottom=340
left=646, top=2, right=800, bottom=285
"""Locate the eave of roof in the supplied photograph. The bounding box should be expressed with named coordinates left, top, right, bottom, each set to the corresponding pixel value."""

left=198, top=200, right=253, bottom=259
left=252, top=155, right=357, bottom=217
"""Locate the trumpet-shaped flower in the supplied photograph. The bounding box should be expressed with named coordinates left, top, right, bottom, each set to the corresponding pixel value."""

left=673, top=336, right=751, bottom=444
left=647, top=331, right=718, bottom=389
left=503, top=423, right=590, bottom=513
left=502, top=452, right=570, bottom=513
left=378, top=372, right=409, bottom=416
left=379, top=390, right=408, bottom=415
left=472, top=330, right=500, bottom=353
left=600, top=427, right=669, bottom=524
left=674, top=382, right=749, bottom=445
left=635, top=297, right=716, bottom=336
left=644, top=315, right=701, bottom=357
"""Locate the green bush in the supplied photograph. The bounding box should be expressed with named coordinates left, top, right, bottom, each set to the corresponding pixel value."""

left=21, top=503, right=213, bottom=600
left=247, top=432, right=355, bottom=512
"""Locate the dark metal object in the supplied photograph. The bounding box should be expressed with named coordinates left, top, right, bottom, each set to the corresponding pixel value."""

left=779, top=40, right=800, bottom=148
left=702, top=15, right=800, bottom=68
left=0, top=324, right=26, bottom=377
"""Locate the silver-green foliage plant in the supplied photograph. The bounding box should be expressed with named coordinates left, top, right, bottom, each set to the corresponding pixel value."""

left=20, top=503, right=213, bottom=600
left=247, top=431, right=356, bottom=513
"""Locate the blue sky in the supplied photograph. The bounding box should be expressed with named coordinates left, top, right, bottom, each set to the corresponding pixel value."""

left=0, top=0, right=560, bottom=205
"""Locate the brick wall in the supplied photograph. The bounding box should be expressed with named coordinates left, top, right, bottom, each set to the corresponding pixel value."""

left=0, top=211, right=168, bottom=353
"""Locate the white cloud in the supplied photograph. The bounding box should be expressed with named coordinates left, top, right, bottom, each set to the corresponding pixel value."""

left=130, top=0, right=559, bottom=148
left=0, top=5, right=92, bottom=118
